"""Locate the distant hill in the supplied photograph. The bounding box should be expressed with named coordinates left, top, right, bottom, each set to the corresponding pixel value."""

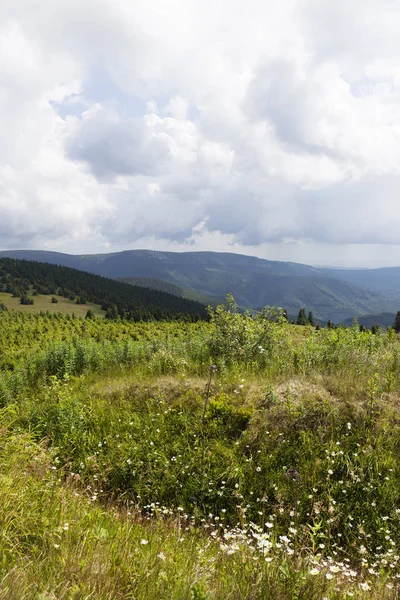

left=322, top=267, right=400, bottom=299
left=340, top=312, right=396, bottom=329
left=0, top=258, right=207, bottom=322
left=1, top=250, right=400, bottom=321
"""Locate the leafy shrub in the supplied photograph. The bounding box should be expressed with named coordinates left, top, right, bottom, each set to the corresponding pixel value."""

left=207, top=294, right=292, bottom=372
left=207, top=394, right=252, bottom=439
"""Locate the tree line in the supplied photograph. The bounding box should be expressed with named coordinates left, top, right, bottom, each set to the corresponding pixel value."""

left=0, top=258, right=208, bottom=322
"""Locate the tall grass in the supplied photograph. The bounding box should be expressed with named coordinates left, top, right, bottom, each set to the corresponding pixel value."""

left=1, top=306, right=400, bottom=596
left=0, top=426, right=395, bottom=599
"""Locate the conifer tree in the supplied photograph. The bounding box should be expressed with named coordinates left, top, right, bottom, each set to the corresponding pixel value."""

left=296, top=308, right=308, bottom=326
left=371, top=324, right=381, bottom=335
left=393, top=311, right=400, bottom=333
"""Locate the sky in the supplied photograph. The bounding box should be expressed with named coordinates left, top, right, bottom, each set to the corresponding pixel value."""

left=2, top=0, right=400, bottom=267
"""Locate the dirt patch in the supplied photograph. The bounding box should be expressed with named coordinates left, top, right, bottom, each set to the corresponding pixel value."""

left=274, top=377, right=332, bottom=403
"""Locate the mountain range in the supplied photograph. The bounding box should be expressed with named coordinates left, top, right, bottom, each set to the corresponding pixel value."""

left=1, top=249, right=400, bottom=322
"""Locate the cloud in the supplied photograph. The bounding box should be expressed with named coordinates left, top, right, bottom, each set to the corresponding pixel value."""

left=66, top=105, right=172, bottom=179
left=2, top=0, right=400, bottom=265
left=245, top=59, right=312, bottom=148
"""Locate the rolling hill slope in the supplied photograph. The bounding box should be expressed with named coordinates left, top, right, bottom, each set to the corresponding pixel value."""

left=1, top=250, right=399, bottom=321
left=322, top=266, right=400, bottom=299
left=340, top=312, right=397, bottom=329
left=0, top=258, right=207, bottom=321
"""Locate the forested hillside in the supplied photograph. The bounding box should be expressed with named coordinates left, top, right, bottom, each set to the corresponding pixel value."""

left=117, top=276, right=184, bottom=297
left=2, top=249, right=399, bottom=321
left=118, top=276, right=223, bottom=307
left=0, top=258, right=207, bottom=322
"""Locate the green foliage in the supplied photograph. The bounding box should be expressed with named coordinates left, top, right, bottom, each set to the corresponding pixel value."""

left=1, top=303, right=400, bottom=596
left=207, top=394, right=252, bottom=439
left=207, top=294, right=290, bottom=370
left=19, top=294, right=34, bottom=305
left=297, top=308, right=308, bottom=326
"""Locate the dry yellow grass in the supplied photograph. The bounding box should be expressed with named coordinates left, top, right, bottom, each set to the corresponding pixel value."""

left=0, top=291, right=105, bottom=318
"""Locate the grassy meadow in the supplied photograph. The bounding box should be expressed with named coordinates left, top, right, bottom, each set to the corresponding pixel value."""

left=1, top=300, right=400, bottom=598
left=0, top=291, right=105, bottom=318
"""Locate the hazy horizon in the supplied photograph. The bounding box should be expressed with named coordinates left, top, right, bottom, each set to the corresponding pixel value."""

left=3, top=245, right=400, bottom=270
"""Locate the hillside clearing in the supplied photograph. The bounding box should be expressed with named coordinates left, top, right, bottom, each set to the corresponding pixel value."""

left=0, top=291, right=105, bottom=317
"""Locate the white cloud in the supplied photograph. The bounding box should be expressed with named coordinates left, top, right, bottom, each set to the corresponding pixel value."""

left=2, top=0, right=400, bottom=264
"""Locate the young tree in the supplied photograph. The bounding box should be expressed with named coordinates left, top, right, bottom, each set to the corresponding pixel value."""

left=19, top=294, right=33, bottom=305
left=307, top=311, right=314, bottom=326
left=105, top=305, right=119, bottom=320
left=393, top=311, right=400, bottom=333
left=296, top=308, right=308, bottom=326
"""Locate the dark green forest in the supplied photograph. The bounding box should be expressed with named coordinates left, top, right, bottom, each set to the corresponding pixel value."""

left=117, top=276, right=184, bottom=297
left=0, top=258, right=207, bottom=322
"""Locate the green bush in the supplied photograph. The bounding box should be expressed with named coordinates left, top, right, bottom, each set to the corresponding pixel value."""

left=207, top=394, right=252, bottom=439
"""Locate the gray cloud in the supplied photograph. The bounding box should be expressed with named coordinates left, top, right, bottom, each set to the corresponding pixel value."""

left=66, top=106, right=171, bottom=179
left=299, top=175, right=400, bottom=245
left=245, top=60, right=311, bottom=147
left=2, top=0, right=400, bottom=265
